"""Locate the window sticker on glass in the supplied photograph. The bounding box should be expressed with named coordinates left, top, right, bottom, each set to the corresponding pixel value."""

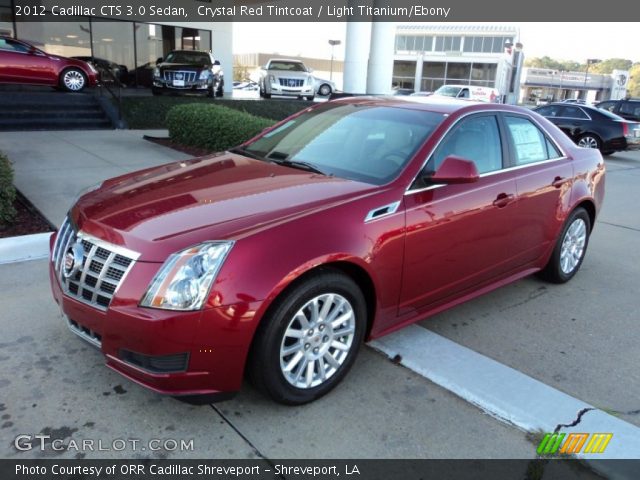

left=505, top=117, right=547, bottom=164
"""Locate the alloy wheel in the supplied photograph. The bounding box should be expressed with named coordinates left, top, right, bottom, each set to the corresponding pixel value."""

left=560, top=218, right=587, bottom=274
left=63, top=70, right=85, bottom=91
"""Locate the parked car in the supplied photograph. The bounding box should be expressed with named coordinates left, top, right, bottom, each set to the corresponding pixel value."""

left=0, top=36, right=98, bottom=92
left=559, top=99, right=588, bottom=105
left=410, top=91, right=434, bottom=97
left=314, top=77, right=336, bottom=97
left=50, top=97, right=605, bottom=405
left=433, top=84, right=500, bottom=103
left=72, top=56, right=128, bottom=85
left=596, top=98, right=640, bottom=122
left=258, top=58, right=315, bottom=100
left=152, top=50, right=224, bottom=97
left=534, top=102, right=640, bottom=154
left=233, top=79, right=259, bottom=91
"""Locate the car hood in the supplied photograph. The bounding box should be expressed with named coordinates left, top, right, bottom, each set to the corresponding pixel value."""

left=72, top=154, right=376, bottom=261
left=270, top=71, right=310, bottom=78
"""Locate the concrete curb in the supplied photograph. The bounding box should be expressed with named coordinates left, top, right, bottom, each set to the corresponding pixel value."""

left=370, top=325, right=640, bottom=471
left=0, top=232, right=52, bottom=264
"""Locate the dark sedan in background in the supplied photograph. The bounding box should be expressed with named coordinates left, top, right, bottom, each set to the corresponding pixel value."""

left=534, top=103, right=640, bottom=155
left=0, top=36, right=98, bottom=92
left=152, top=50, right=224, bottom=97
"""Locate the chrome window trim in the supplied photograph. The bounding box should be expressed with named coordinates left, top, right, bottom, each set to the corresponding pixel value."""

left=404, top=155, right=570, bottom=196
left=404, top=108, right=569, bottom=195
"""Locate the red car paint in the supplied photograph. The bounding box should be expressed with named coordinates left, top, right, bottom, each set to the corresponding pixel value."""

left=49, top=98, right=605, bottom=398
left=0, top=36, right=98, bottom=89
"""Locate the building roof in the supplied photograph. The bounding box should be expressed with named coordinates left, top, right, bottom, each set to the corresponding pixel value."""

left=397, top=24, right=519, bottom=36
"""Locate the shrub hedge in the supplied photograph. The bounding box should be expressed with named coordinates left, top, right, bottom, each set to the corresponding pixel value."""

left=121, top=96, right=313, bottom=129
left=0, top=152, right=16, bottom=225
left=167, top=103, right=275, bottom=152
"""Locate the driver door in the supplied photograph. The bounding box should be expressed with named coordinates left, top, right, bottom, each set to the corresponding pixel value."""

left=398, top=113, right=520, bottom=317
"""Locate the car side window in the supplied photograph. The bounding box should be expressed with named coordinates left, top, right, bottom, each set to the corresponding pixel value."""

left=619, top=101, right=640, bottom=117
left=0, top=39, right=30, bottom=53
left=597, top=101, right=617, bottom=112
left=559, top=106, right=589, bottom=119
left=430, top=115, right=503, bottom=175
left=536, top=105, right=561, bottom=117
left=504, top=116, right=561, bottom=166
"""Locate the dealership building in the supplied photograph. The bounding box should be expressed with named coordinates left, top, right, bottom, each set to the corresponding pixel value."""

left=0, top=1, right=232, bottom=91
left=519, top=68, right=631, bottom=105
left=391, top=24, right=524, bottom=103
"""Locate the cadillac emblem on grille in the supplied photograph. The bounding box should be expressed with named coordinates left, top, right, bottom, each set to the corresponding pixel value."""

left=63, top=240, right=84, bottom=279
left=176, top=73, right=184, bottom=80
left=288, top=79, right=296, bottom=87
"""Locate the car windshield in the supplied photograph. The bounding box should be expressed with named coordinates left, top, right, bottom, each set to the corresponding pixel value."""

left=242, top=103, right=444, bottom=185
left=164, top=52, right=211, bottom=65
left=434, top=86, right=462, bottom=97
left=269, top=61, right=306, bottom=72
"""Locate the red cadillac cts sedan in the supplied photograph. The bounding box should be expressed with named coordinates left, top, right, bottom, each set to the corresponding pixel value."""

left=49, top=97, right=605, bottom=404
left=0, top=36, right=98, bottom=92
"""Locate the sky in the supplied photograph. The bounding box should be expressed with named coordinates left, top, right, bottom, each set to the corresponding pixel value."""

left=233, top=22, right=640, bottom=64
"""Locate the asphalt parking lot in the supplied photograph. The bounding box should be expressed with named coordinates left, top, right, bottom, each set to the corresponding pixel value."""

left=0, top=130, right=638, bottom=466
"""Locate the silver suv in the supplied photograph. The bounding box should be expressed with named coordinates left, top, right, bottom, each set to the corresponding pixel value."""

left=259, top=59, right=315, bottom=101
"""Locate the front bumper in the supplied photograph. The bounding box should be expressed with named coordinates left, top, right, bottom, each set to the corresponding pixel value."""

left=49, top=236, right=260, bottom=398
left=268, top=83, right=314, bottom=97
left=153, top=78, right=211, bottom=92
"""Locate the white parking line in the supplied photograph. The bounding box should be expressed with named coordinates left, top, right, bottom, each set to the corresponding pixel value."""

left=370, top=325, right=640, bottom=468
left=0, top=232, right=51, bottom=264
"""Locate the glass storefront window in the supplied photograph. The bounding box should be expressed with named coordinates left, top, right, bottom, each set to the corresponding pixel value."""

left=471, top=63, right=497, bottom=81
left=447, top=63, right=471, bottom=81
left=0, top=7, right=13, bottom=36
left=91, top=20, right=135, bottom=73
left=17, top=21, right=91, bottom=57
left=423, top=62, right=446, bottom=78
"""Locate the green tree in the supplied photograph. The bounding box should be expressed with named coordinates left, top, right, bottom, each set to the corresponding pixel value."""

left=628, top=63, right=640, bottom=97
left=524, top=56, right=582, bottom=72
left=591, top=58, right=633, bottom=74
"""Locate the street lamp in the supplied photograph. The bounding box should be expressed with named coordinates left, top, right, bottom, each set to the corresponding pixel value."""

left=583, top=58, right=601, bottom=97
left=328, top=39, right=341, bottom=81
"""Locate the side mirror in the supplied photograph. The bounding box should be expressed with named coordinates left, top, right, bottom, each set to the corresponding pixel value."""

left=156, top=57, right=163, bottom=65
left=430, top=156, right=479, bottom=184
left=213, top=60, right=221, bottom=66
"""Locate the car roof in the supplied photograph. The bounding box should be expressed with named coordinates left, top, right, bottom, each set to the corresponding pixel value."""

left=269, top=59, right=305, bottom=63
left=329, top=96, right=525, bottom=115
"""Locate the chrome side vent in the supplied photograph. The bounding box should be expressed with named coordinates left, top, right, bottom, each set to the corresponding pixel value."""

left=364, top=201, right=401, bottom=223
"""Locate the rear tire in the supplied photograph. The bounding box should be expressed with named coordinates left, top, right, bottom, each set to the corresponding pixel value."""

left=318, top=84, right=332, bottom=96
left=576, top=133, right=602, bottom=152
left=539, top=207, right=591, bottom=283
left=247, top=271, right=366, bottom=405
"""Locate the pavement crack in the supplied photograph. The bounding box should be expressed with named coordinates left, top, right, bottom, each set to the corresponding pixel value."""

left=210, top=404, right=284, bottom=478
left=553, top=407, right=595, bottom=433
left=597, top=221, right=640, bottom=233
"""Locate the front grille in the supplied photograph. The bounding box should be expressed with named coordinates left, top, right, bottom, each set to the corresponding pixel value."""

left=278, top=78, right=304, bottom=87
left=120, top=350, right=189, bottom=373
left=52, top=217, right=140, bottom=311
left=163, top=70, right=197, bottom=85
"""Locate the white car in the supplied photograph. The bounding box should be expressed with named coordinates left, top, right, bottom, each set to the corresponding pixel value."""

left=433, top=84, right=500, bottom=103
left=314, top=77, right=336, bottom=96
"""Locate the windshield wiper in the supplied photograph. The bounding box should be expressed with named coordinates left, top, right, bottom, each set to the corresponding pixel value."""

left=271, top=158, right=327, bottom=176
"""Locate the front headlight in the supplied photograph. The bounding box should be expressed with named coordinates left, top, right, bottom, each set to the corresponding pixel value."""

left=153, top=67, right=160, bottom=78
left=199, top=70, right=211, bottom=80
left=140, top=242, right=233, bottom=311
left=269, top=74, right=276, bottom=83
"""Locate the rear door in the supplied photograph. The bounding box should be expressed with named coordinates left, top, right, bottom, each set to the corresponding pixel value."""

left=500, top=114, right=574, bottom=266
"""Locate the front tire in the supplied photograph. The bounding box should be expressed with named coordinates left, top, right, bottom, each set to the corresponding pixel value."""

left=60, top=68, right=87, bottom=92
left=248, top=271, right=366, bottom=405
left=318, top=83, right=332, bottom=96
left=540, top=207, right=591, bottom=283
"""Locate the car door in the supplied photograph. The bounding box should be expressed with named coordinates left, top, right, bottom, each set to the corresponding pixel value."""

left=398, top=113, right=519, bottom=317
left=0, top=38, right=53, bottom=84
left=542, top=105, right=590, bottom=142
left=500, top=114, right=574, bottom=266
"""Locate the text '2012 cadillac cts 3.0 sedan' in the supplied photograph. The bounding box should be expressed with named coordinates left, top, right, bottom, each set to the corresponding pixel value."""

left=50, top=97, right=605, bottom=405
